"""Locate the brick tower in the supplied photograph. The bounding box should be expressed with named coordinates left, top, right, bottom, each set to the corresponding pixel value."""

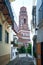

left=18, top=6, right=30, bottom=47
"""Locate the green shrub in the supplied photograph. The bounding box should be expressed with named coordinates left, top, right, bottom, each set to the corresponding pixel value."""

left=18, top=46, right=26, bottom=53
left=27, top=43, right=32, bottom=55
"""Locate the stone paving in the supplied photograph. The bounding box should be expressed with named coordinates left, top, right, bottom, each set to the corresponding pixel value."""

left=7, top=57, right=35, bottom=65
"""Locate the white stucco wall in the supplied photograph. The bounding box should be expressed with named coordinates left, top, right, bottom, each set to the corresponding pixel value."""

left=36, top=0, right=43, bottom=43
left=37, top=27, right=43, bottom=42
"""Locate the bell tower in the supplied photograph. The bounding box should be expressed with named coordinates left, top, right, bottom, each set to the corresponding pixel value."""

left=19, top=6, right=28, bottom=30
left=18, top=6, right=30, bottom=47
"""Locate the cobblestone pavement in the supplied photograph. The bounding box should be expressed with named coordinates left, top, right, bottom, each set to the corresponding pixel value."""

left=7, top=57, right=34, bottom=65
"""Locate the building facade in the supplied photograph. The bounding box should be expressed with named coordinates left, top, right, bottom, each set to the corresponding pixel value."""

left=0, top=0, right=16, bottom=65
left=0, top=11, right=11, bottom=65
left=36, top=0, right=43, bottom=65
left=32, top=6, right=37, bottom=57
left=18, top=6, right=31, bottom=47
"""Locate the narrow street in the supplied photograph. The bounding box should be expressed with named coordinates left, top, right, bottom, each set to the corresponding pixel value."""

left=0, top=0, right=43, bottom=65
left=7, top=54, right=35, bottom=65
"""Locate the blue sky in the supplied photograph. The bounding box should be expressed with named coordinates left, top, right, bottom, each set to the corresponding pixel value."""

left=11, top=0, right=34, bottom=29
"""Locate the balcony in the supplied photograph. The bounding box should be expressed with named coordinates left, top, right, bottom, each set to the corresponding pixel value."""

left=32, top=6, right=36, bottom=16
left=32, top=6, right=36, bottom=29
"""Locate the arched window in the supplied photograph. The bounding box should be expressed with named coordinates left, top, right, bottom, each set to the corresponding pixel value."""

left=24, top=19, right=26, bottom=24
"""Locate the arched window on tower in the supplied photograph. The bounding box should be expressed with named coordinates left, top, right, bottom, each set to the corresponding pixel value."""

left=24, top=19, right=26, bottom=24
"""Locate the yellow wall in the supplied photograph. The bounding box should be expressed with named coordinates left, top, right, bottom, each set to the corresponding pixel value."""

left=0, top=12, right=11, bottom=56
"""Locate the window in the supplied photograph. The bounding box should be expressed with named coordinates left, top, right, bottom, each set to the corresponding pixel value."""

left=5, top=31, right=9, bottom=43
left=24, top=19, right=26, bottom=24
left=0, top=25, right=2, bottom=41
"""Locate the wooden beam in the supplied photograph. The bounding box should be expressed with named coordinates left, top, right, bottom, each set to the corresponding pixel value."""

left=0, top=0, right=13, bottom=25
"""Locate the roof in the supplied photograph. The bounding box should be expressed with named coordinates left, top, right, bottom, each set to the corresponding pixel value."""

left=0, top=0, right=14, bottom=25
left=20, top=6, right=26, bottom=11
